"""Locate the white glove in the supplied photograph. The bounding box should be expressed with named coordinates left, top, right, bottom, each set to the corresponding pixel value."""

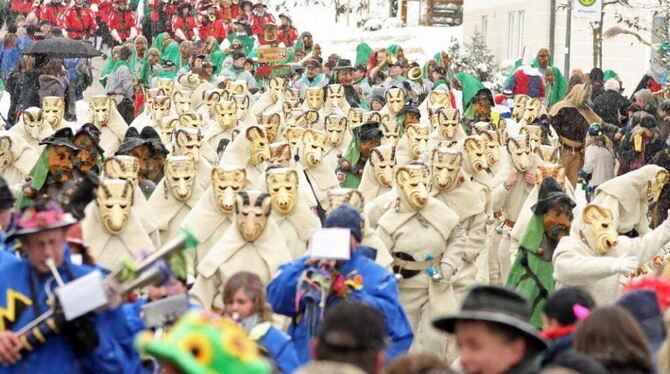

left=610, top=254, right=638, bottom=275
left=90, top=3, right=98, bottom=12
left=129, top=27, right=138, bottom=40
left=175, top=28, right=187, bottom=41
left=439, top=263, right=455, bottom=282
left=192, top=29, right=200, bottom=42
left=110, top=29, right=122, bottom=44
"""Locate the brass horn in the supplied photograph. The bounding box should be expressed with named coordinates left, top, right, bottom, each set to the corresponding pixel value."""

left=407, top=67, right=422, bottom=81
left=298, top=43, right=321, bottom=66
left=370, top=50, right=397, bottom=81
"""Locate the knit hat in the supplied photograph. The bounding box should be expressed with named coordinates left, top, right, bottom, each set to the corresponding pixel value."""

left=616, top=290, right=666, bottom=353
left=587, top=123, right=603, bottom=137
left=0, top=177, right=14, bottom=209
left=324, top=204, right=362, bottom=242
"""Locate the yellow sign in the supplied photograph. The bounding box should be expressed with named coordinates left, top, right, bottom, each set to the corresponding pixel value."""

left=257, top=46, right=288, bottom=63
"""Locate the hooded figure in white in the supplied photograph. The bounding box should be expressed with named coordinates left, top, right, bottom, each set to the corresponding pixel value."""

left=218, top=125, right=271, bottom=189
left=87, top=95, right=129, bottom=155
left=8, top=107, right=53, bottom=152
left=358, top=144, right=396, bottom=204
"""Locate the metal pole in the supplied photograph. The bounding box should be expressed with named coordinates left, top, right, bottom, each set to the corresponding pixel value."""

left=564, top=1, right=572, bottom=76
left=549, top=0, right=556, bottom=57
left=347, top=0, right=351, bottom=26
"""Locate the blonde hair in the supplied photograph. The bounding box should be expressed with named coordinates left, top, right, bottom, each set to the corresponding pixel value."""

left=222, top=271, right=273, bottom=321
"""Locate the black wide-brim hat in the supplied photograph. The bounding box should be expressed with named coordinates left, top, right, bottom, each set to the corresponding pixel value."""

left=433, top=285, right=547, bottom=350
left=140, top=127, right=170, bottom=155
left=75, top=123, right=105, bottom=155
left=333, top=59, right=353, bottom=71
left=39, top=128, right=79, bottom=151
left=532, top=176, right=575, bottom=215
left=115, top=127, right=146, bottom=155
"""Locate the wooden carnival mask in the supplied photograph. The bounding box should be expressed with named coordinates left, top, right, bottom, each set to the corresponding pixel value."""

left=347, top=108, right=364, bottom=131
left=47, top=145, right=75, bottom=183
left=437, top=108, right=461, bottom=140
left=103, top=155, right=141, bottom=183
left=512, top=94, right=530, bottom=121
left=156, top=78, right=174, bottom=96
left=268, top=77, right=285, bottom=103
left=539, top=145, right=560, bottom=164
left=268, top=142, right=291, bottom=168
left=88, top=95, right=113, bottom=127
left=507, top=135, right=532, bottom=173
left=235, top=190, right=272, bottom=242
left=324, top=114, right=347, bottom=147
left=326, top=188, right=364, bottom=212
left=536, top=166, right=566, bottom=188
left=366, top=111, right=389, bottom=125
left=215, top=100, right=238, bottom=130
left=177, top=73, right=201, bottom=90
left=369, top=144, right=396, bottom=187
left=519, top=125, right=542, bottom=152
left=396, top=163, right=430, bottom=210
left=463, top=135, right=488, bottom=173
left=301, top=129, right=327, bottom=168
left=306, top=87, right=324, bottom=111
left=263, top=23, right=278, bottom=43
left=582, top=204, right=618, bottom=255
left=159, top=116, right=180, bottom=144
left=172, top=127, right=203, bottom=162
left=145, top=88, right=163, bottom=113
left=427, top=90, right=451, bottom=109
left=178, top=112, right=204, bottom=129
left=431, top=147, right=462, bottom=192
left=96, top=178, right=134, bottom=234
left=326, top=84, right=345, bottom=108
left=164, top=155, right=197, bottom=201
left=482, top=130, right=501, bottom=167
left=0, top=136, right=13, bottom=174
left=283, top=126, right=304, bottom=155
left=385, top=87, right=405, bottom=114
left=152, top=96, right=172, bottom=122
left=226, top=80, right=247, bottom=96
left=294, top=110, right=320, bottom=128
left=265, top=168, right=299, bottom=215
left=233, top=94, right=250, bottom=119
left=21, top=107, right=44, bottom=139
left=73, top=132, right=100, bottom=172
left=523, top=98, right=543, bottom=124
left=173, top=90, right=194, bottom=115
left=380, top=120, right=400, bottom=146
left=282, top=99, right=299, bottom=118
left=246, top=126, right=271, bottom=166
left=405, top=123, right=430, bottom=160
left=260, top=112, right=281, bottom=143
left=42, top=96, right=65, bottom=129
left=211, top=166, right=247, bottom=214
left=648, top=169, right=670, bottom=203
left=284, top=88, right=299, bottom=102
left=202, top=89, right=224, bottom=116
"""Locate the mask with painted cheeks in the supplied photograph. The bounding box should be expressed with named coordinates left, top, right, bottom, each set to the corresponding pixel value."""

left=159, top=116, right=180, bottom=144
left=172, top=127, right=203, bottom=162
left=385, top=87, right=405, bottom=114
left=164, top=155, right=196, bottom=201
left=369, top=145, right=396, bottom=187
left=301, top=128, right=327, bottom=168
left=405, top=123, right=430, bottom=160
left=282, top=99, right=299, bottom=118
left=226, top=80, right=247, bottom=96
left=202, top=89, right=223, bottom=116
left=437, top=108, right=461, bottom=140
left=88, top=95, right=113, bottom=127
left=268, top=142, right=292, bottom=168
left=431, top=147, right=462, bottom=192
left=507, top=135, right=532, bottom=173
left=246, top=126, right=271, bottom=166
left=268, top=77, right=285, bottom=103
left=294, top=110, right=320, bottom=128
left=178, top=112, right=204, bottom=129
left=520, top=125, right=543, bottom=152
left=582, top=204, right=619, bottom=255
left=211, top=166, right=247, bottom=214
left=396, top=163, right=430, bottom=210
left=47, top=145, right=76, bottom=183
left=326, top=84, right=345, bottom=108
left=265, top=168, right=298, bottom=215
left=347, top=108, right=364, bottom=132
left=260, top=112, right=281, bottom=143
left=481, top=130, right=501, bottom=167
left=324, top=115, right=347, bottom=147
left=97, top=178, right=133, bottom=234
left=42, top=96, right=65, bottom=129
left=285, top=88, right=299, bottom=102
left=306, top=87, right=324, bottom=110
left=536, top=166, right=567, bottom=188
left=0, top=137, right=13, bottom=174
left=22, top=107, right=45, bottom=139
left=235, top=190, right=272, bottom=242
left=215, top=100, right=238, bottom=130
left=463, top=135, right=488, bottom=173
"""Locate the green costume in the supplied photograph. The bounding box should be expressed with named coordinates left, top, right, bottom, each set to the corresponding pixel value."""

left=510, top=55, right=568, bottom=107
left=15, top=148, right=50, bottom=208
left=152, top=32, right=169, bottom=55
left=355, top=42, right=372, bottom=67
left=337, top=136, right=364, bottom=188
left=226, top=33, right=255, bottom=55
left=603, top=70, right=619, bottom=82
left=458, top=72, right=485, bottom=121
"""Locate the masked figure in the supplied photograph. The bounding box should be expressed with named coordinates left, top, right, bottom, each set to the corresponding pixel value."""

left=368, top=162, right=463, bottom=361
left=178, top=112, right=204, bottom=129
left=8, top=107, right=53, bottom=152
left=0, top=131, right=40, bottom=193
left=519, top=125, right=543, bottom=155
left=303, top=86, right=324, bottom=111
left=232, top=87, right=256, bottom=124
left=265, top=168, right=320, bottom=259
left=82, top=178, right=157, bottom=270
left=418, top=89, right=453, bottom=121
left=172, top=127, right=212, bottom=192
left=219, top=125, right=271, bottom=188
left=396, top=123, right=430, bottom=166
left=73, top=123, right=104, bottom=174
left=337, top=121, right=383, bottom=188
left=428, top=108, right=466, bottom=149
left=268, top=142, right=292, bottom=168
left=294, top=110, right=320, bottom=129
left=282, top=126, right=304, bottom=158
left=481, top=130, right=504, bottom=174
left=553, top=201, right=670, bottom=305
left=149, top=155, right=205, bottom=244
left=173, top=90, right=194, bottom=116
left=323, top=84, right=350, bottom=116
left=202, top=100, right=239, bottom=164
left=512, top=94, right=530, bottom=121
left=41, top=96, right=68, bottom=131
left=158, top=116, right=180, bottom=144
left=323, top=114, right=350, bottom=171
left=380, top=119, right=401, bottom=147
left=87, top=95, right=129, bottom=155
left=198, top=89, right=224, bottom=122
left=347, top=108, right=364, bottom=132
left=522, top=98, right=543, bottom=125
left=381, top=87, right=405, bottom=117
left=191, top=190, right=292, bottom=310
left=358, top=145, right=396, bottom=203
left=260, top=112, right=282, bottom=143
left=253, top=77, right=285, bottom=117
left=300, top=128, right=339, bottom=216
left=429, top=146, right=489, bottom=297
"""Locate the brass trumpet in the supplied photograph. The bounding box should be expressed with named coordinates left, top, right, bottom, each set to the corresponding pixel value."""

left=370, top=50, right=397, bottom=80
left=298, top=43, right=322, bottom=66
left=407, top=66, right=422, bottom=81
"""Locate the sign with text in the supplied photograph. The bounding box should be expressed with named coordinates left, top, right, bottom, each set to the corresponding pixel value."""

left=573, top=0, right=602, bottom=21
left=257, top=46, right=288, bottom=63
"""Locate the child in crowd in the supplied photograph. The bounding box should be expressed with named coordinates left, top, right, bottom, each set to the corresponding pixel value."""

left=579, top=123, right=616, bottom=201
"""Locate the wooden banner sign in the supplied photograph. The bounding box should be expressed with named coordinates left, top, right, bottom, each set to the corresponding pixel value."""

left=258, top=46, right=288, bottom=63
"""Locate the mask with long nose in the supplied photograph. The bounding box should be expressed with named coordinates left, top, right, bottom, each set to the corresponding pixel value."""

left=268, top=142, right=292, bottom=168
left=260, top=112, right=281, bottom=143
left=512, top=94, right=529, bottom=121
left=523, top=98, right=542, bottom=123
left=202, top=89, right=223, bottom=117
left=156, top=78, right=174, bottom=96
left=178, top=112, right=204, bottom=129
left=301, top=129, right=327, bottom=168
left=327, top=188, right=365, bottom=213
left=103, top=155, right=140, bottom=184
left=283, top=126, right=304, bottom=156
left=369, top=145, right=396, bottom=187
left=582, top=204, right=619, bottom=255
left=265, top=168, right=298, bottom=215
left=437, top=108, right=461, bottom=140
left=431, top=147, right=462, bottom=192
left=164, top=155, right=196, bottom=201
left=520, top=125, right=542, bottom=152
left=306, top=87, right=324, bottom=110
left=172, top=127, right=203, bottom=162
left=88, top=95, right=112, bottom=127
left=396, top=163, right=430, bottom=210
left=173, top=90, right=193, bottom=115
left=159, top=116, right=180, bottom=144
left=233, top=94, right=250, bottom=119
left=507, top=135, right=532, bottom=173
left=235, top=190, right=272, bottom=242
left=405, top=124, right=430, bottom=160
left=325, top=115, right=347, bottom=147
left=152, top=96, right=172, bottom=123
left=380, top=120, right=400, bottom=146
left=385, top=87, right=405, bottom=114
left=97, top=178, right=134, bottom=234
left=347, top=108, right=364, bottom=131
left=212, top=166, right=247, bottom=214
left=326, top=84, right=345, bottom=108
left=22, top=107, right=45, bottom=139
left=246, top=126, right=271, bottom=166
left=268, top=77, right=285, bottom=103
left=42, top=96, right=65, bottom=129
left=463, top=135, right=488, bottom=174
left=482, top=130, right=501, bottom=167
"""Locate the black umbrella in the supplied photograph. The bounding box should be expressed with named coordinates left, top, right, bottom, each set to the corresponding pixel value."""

left=22, top=37, right=101, bottom=58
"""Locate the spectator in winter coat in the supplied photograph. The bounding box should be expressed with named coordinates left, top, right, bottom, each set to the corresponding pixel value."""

left=589, top=67, right=605, bottom=101
left=37, top=57, right=67, bottom=101
left=5, top=56, right=39, bottom=125
left=593, top=78, right=630, bottom=127
left=657, top=100, right=670, bottom=145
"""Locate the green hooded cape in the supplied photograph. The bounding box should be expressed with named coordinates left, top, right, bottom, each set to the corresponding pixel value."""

left=457, top=72, right=485, bottom=118
left=603, top=70, right=619, bottom=82
left=15, top=148, right=50, bottom=208
left=355, top=43, right=372, bottom=67
left=545, top=66, right=568, bottom=108
left=338, top=137, right=362, bottom=188
left=161, top=41, right=181, bottom=70
left=506, top=214, right=555, bottom=329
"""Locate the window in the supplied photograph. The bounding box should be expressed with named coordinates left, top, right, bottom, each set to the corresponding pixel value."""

left=481, top=15, right=488, bottom=40
left=507, top=10, right=525, bottom=59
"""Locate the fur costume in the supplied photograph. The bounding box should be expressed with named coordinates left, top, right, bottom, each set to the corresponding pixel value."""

left=90, top=104, right=129, bottom=156
left=8, top=110, right=53, bottom=152
left=148, top=176, right=205, bottom=245
left=0, top=131, right=40, bottom=194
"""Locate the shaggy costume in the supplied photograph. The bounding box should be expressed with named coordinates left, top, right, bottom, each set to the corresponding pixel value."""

left=0, top=131, right=40, bottom=193
left=8, top=113, right=54, bottom=151
left=148, top=178, right=205, bottom=245
left=91, top=105, right=129, bottom=156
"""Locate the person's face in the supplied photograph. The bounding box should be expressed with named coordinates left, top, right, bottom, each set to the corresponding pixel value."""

left=352, top=69, right=364, bottom=82
left=337, top=69, right=353, bottom=86
left=360, top=139, right=380, bottom=157
left=545, top=69, right=554, bottom=85
left=40, top=23, right=51, bottom=33
left=390, top=65, right=402, bottom=77
left=48, top=145, right=74, bottom=183
left=303, top=35, right=313, bottom=48
left=74, top=0, right=83, bottom=6
left=281, top=17, right=289, bottom=26
left=635, top=95, right=646, bottom=107
left=135, top=42, right=147, bottom=56
left=456, top=321, right=526, bottom=374
left=542, top=204, right=573, bottom=241
left=226, top=289, right=255, bottom=320
left=371, top=101, right=383, bottom=111
left=204, top=65, right=214, bottom=75
left=306, top=66, right=317, bottom=78
left=23, top=228, right=68, bottom=273
left=244, top=61, right=253, bottom=71
left=193, top=57, right=204, bottom=69
left=405, top=112, right=420, bottom=125
left=149, top=52, right=160, bottom=64
left=537, top=53, right=549, bottom=68
left=233, top=57, right=246, bottom=69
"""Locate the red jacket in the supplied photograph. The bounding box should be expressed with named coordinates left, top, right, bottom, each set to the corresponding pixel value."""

left=37, top=2, right=67, bottom=26
left=198, top=18, right=227, bottom=41
left=171, top=14, right=197, bottom=40
left=60, top=6, right=98, bottom=39
left=277, top=25, right=298, bottom=47
left=150, top=1, right=175, bottom=22
left=10, top=0, right=32, bottom=15
left=217, top=4, right=239, bottom=21
left=107, top=10, right=136, bottom=41
left=249, top=12, right=275, bottom=36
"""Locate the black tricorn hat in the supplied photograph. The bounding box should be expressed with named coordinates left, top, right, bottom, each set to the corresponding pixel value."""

left=532, top=177, right=575, bottom=215
left=333, top=59, right=353, bottom=71
left=397, top=104, right=420, bottom=117
left=353, top=121, right=382, bottom=143
left=115, top=127, right=145, bottom=155
left=471, top=87, right=494, bottom=107
left=433, top=285, right=547, bottom=351
left=39, top=128, right=79, bottom=151
left=75, top=123, right=104, bottom=155
left=140, top=126, right=169, bottom=155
